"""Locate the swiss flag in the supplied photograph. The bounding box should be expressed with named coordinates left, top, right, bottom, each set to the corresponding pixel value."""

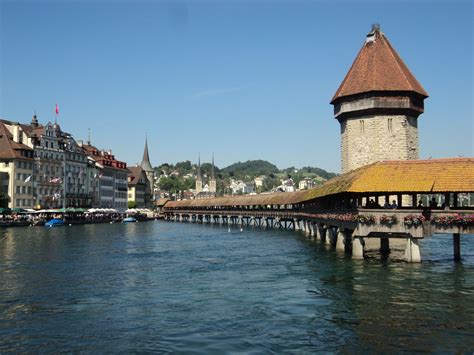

left=55, top=104, right=59, bottom=115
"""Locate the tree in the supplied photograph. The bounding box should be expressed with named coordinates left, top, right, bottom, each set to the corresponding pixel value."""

left=128, top=201, right=137, bottom=209
left=175, top=160, right=192, bottom=173
left=0, top=193, right=8, bottom=208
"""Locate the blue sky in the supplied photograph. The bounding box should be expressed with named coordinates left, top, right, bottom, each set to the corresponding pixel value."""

left=1, top=0, right=472, bottom=173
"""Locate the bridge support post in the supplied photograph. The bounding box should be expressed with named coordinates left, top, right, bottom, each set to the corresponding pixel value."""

left=304, top=221, right=310, bottom=236
left=294, top=219, right=300, bottom=231
left=309, top=223, right=315, bottom=238
left=453, top=233, right=461, bottom=261
left=336, top=229, right=345, bottom=251
left=404, top=238, right=421, bottom=263
left=352, top=236, right=364, bottom=259
left=314, top=225, right=320, bottom=240
left=324, top=228, right=331, bottom=245
left=380, top=238, right=390, bottom=256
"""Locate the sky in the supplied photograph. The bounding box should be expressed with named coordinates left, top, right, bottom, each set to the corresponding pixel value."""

left=0, top=0, right=472, bottom=173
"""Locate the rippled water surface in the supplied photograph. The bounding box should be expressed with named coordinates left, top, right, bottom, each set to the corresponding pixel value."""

left=0, top=222, right=473, bottom=352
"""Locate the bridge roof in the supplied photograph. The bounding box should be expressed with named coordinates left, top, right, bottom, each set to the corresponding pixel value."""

left=164, top=158, right=474, bottom=209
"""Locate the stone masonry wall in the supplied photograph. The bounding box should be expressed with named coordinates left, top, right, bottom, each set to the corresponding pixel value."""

left=340, top=115, right=419, bottom=173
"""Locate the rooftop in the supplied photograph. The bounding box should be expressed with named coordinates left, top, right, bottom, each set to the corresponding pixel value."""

left=331, top=25, right=428, bottom=104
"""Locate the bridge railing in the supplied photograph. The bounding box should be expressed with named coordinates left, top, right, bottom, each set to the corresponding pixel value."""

left=163, top=208, right=474, bottom=237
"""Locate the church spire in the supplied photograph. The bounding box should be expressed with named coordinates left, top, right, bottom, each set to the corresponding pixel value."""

left=197, top=154, right=202, bottom=180
left=195, top=154, right=203, bottom=194
left=141, top=134, right=153, bottom=172
left=211, top=153, right=215, bottom=180
left=209, top=153, right=217, bottom=194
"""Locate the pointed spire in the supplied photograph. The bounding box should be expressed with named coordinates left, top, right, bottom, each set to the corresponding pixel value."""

left=197, top=154, right=202, bottom=180
left=211, top=153, right=215, bottom=180
left=141, top=134, right=153, bottom=172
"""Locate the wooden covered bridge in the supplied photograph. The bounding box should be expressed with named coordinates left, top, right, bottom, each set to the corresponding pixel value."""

left=162, top=158, right=474, bottom=262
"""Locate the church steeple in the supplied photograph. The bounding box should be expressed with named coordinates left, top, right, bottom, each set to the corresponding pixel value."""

left=140, top=134, right=155, bottom=207
left=209, top=153, right=217, bottom=194
left=141, top=134, right=153, bottom=172
left=195, top=154, right=203, bottom=194
left=31, top=113, right=38, bottom=128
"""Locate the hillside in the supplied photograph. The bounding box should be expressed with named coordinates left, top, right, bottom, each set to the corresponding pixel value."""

left=221, top=160, right=279, bottom=178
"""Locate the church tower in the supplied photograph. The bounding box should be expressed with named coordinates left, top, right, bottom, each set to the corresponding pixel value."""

left=209, top=154, right=217, bottom=193
left=140, top=136, right=155, bottom=201
left=195, top=155, right=203, bottom=194
left=331, top=25, right=428, bottom=174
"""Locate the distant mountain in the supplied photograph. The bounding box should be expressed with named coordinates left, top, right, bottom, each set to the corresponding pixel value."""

left=221, top=160, right=279, bottom=178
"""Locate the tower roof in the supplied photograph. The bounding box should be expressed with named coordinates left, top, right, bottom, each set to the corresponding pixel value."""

left=196, top=154, right=202, bottom=180
left=331, top=25, right=428, bottom=104
left=141, top=136, right=153, bottom=172
left=211, top=153, right=215, bottom=180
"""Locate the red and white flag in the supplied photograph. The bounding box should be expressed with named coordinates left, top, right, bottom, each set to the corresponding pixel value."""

left=55, top=104, right=59, bottom=115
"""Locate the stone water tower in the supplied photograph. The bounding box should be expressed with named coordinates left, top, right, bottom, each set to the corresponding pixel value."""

left=331, top=25, right=429, bottom=174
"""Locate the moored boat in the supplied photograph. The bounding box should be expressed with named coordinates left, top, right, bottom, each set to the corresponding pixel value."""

left=122, top=217, right=137, bottom=223
left=45, top=219, right=65, bottom=227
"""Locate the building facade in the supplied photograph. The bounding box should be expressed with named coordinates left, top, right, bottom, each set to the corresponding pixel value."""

left=82, top=144, right=128, bottom=211
left=0, top=121, right=34, bottom=208
left=128, top=166, right=151, bottom=208
left=331, top=25, right=428, bottom=174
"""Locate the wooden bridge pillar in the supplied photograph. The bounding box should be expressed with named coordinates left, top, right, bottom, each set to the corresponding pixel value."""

left=309, top=222, right=315, bottom=238
left=380, top=238, right=390, bottom=256
left=326, top=228, right=334, bottom=246
left=453, top=233, right=461, bottom=261
left=294, top=219, right=300, bottom=231
left=315, top=224, right=321, bottom=241
left=336, top=228, right=345, bottom=251
left=304, top=221, right=310, bottom=236
left=404, top=238, right=421, bottom=263
left=352, top=236, right=364, bottom=260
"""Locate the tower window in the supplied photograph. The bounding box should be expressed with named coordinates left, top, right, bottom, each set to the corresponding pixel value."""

left=388, top=118, right=393, bottom=132
left=359, top=120, right=365, bottom=133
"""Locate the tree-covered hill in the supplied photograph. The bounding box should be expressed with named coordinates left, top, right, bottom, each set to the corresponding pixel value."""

left=221, top=160, right=279, bottom=178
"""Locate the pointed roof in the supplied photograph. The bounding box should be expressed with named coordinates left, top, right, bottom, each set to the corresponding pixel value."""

left=331, top=25, right=428, bottom=104
left=0, top=121, right=33, bottom=160
left=196, top=154, right=202, bottom=180
left=141, top=136, right=153, bottom=172
left=211, top=153, right=215, bottom=180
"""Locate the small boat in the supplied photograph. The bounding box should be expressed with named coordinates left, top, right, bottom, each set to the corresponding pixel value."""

left=122, top=217, right=137, bottom=223
left=45, top=219, right=65, bottom=227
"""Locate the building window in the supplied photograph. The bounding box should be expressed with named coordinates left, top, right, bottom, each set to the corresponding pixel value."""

left=388, top=118, right=393, bottom=132
left=360, top=120, right=365, bottom=133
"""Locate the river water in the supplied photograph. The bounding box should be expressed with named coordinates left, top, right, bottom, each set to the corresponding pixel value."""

left=0, top=221, right=473, bottom=353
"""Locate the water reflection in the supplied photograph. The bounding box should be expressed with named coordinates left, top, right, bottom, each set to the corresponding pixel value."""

left=0, top=223, right=473, bottom=352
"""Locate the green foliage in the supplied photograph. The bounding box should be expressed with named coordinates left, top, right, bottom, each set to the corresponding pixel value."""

left=261, top=176, right=280, bottom=192
left=0, top=193, right=8, bottom=208
left=221, top=160, right=279, bottom=179
left=128, top=200, right=137, bottom=209
left=300, top=166, right=337, bottom=180
left=175, top=160, right=192, bottom=173
left=153, top=159, right=336, bottom=195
